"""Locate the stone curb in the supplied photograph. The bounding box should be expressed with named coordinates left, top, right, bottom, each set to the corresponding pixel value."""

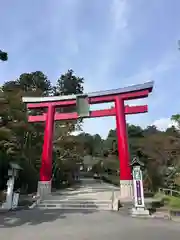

left=118, top=207, right=180, bottom=222
left=0, top=209, right=9, bottom=214
left=131, top=214, right=171, bottom=220
left=0, top=206, right=30, bottom=214
left=131, top=213, right=180, bottom=222
left=28, top=197, right=41, bottom=209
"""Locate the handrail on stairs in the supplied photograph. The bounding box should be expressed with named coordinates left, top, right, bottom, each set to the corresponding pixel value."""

left=158, top=188, right=180, bottom=197
left=111, top=189, right=115, bottom=210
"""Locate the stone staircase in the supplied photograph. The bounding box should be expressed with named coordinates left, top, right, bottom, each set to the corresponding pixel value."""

left=37, top=198, right=113, bottom=210
left=35, top=179, right=120, bottom=211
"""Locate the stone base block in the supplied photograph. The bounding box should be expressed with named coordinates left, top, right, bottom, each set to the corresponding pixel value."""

left=37, top=181, right=51, bottom=198
left=119, top=180, right=133, bottom=201
left=131, top=207, right=150, bottom=217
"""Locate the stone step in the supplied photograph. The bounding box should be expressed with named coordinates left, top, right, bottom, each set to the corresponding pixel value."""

left=56, top=187, right=118, bottom=193
left=46, top=192, right=115, bottom=201
left=39, top=199, right=112, bottom=204
left=37, top=199, right=112, bottom=210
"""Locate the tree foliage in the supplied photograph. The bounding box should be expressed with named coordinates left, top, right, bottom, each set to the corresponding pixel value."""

left=82, top=124, right=180, bottom=191
left=0, top=69, right=85, bottom=193
left=0, top=50, right=8, bottom=61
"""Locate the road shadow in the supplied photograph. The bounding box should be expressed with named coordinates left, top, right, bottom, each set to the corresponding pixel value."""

left=0, top=178, right=114, bottom=228
left=0, top=208, right=99, bottom=228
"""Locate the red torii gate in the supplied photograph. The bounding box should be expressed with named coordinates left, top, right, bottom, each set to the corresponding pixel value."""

left=22, top=81, right=153, bottom=198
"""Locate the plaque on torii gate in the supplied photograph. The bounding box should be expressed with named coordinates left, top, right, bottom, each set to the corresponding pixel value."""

left=22, top=81, right=154, bottom=198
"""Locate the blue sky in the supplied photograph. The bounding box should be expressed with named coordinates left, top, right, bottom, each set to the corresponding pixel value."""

left=1, top=0, right=180, bottom=138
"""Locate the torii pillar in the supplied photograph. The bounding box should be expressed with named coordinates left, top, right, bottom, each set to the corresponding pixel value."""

left=115, top=97, right=133, bottom=200
left=37, top=105, right=55, bottom=197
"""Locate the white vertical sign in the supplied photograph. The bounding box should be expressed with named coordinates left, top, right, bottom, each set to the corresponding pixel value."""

left=132, top=166, right=145, bottom=208
left=2, top=177, right=15, bottom=210
left=12, top=193, right=19, bottom=209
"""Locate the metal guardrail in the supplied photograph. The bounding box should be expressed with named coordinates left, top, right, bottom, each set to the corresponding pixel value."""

left=111, top=189, right=114, bottom=210
left=158, top=188, right=180, bottom=197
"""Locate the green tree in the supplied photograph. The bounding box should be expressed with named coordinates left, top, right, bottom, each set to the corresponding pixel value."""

left=171, top=114, right=180, bottom=130
left=55, top=69, right=84, bottom=96
left=51, top=70, right=85, bottom=186
left=0, top=71, right=52, bottom=192
left=0, top=50, right=8, bottom=61
left=17, top=71, right=52, bottom=95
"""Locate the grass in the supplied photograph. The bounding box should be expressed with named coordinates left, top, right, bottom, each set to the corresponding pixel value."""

left=154, top=192, right=180, bottom=209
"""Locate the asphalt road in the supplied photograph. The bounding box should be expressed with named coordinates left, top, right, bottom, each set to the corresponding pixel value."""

left=0, top=209, right=180, bottom=240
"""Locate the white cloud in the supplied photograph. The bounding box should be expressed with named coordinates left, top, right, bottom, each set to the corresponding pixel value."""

left=110, top=0, right=130, bottom=31
left=122, top=50, right=179, bottom=127
left=84, top=0, right=132, bottom=92
left=152, top=118, right=178, bottom=131
left=122, top=51, right=179, bottom=87
left=49, top=0, right=81, bottom=65
left=152, top=118, right=172, bottom=131
left=82, top=48, right=179, bottom=139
